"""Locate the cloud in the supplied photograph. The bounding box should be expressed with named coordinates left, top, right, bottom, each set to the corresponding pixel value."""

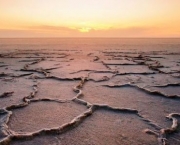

left=85, top=26, right=158, bottom=37
left=0, top=28, right=76, bottom=37
left=28, top=25, right=76, bottom=32
left=0, top=29, right=42, bottom=38
left=0, top=26, right=179, bottom=38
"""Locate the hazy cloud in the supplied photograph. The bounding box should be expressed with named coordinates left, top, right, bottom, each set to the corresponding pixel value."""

left=0, top=26, right=179, bottom=38
left=28, top=25, right=76, bottom=32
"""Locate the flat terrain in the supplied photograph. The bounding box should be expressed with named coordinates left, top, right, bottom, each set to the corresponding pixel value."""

left=0, top=48, right=180, bottom=145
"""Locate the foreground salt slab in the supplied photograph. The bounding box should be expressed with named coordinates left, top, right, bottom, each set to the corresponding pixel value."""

left=8, top=101, right=86, bottom=133
left=36, top=79, right=78, bottom=100
left=0, top=77, right=34, bottom=109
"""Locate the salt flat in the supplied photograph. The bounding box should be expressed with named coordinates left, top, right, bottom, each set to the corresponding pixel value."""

left=0, top=38, right=180, bottom=145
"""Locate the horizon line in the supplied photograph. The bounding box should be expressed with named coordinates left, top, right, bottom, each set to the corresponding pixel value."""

left=0, top=37, right=180, bottom=39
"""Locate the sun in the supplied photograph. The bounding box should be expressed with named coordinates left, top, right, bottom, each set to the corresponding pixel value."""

left=78, top=27, right=92, bottom=33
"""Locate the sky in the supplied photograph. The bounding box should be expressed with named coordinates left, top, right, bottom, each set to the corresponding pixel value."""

left=0, top=0, right=180, bottom=38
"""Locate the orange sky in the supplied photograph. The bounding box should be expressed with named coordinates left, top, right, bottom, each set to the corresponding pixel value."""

left=0, top=0, right=180, bottom=37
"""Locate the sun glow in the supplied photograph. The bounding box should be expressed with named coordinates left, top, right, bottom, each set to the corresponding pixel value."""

left=78, top=27, right=91, bottom=33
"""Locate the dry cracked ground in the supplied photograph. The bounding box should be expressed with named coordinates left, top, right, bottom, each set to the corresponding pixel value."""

left=0, top=49, right=180, bottom=145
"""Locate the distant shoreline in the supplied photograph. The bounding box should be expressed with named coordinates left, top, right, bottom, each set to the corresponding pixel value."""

left=0, top=37, right=180, bottom=39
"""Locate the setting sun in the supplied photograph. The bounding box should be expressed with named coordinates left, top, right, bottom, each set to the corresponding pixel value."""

left=78, top=27, right=91, bottom=33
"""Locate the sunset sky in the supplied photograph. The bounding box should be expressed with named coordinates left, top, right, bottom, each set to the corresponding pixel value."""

left=0, top=0, right=180, bottom=37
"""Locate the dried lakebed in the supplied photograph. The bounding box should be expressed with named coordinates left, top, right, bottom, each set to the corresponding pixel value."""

left=0, top=49, right=180, bottom=145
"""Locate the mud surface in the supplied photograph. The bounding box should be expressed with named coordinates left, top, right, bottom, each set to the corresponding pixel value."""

left=0, top=48, right=180, bottom=145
